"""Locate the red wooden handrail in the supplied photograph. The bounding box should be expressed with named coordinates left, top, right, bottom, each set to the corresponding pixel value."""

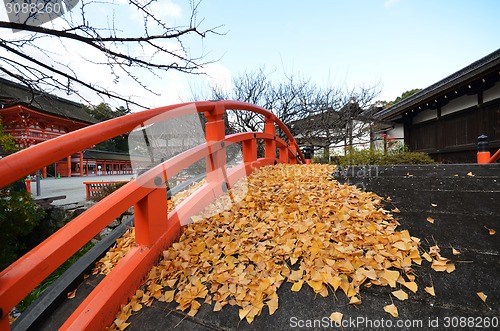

left=0, top=100, right=304, bottom=330
left=489, top=148, right=500, bottom=163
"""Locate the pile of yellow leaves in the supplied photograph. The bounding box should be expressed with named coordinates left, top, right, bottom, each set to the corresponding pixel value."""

left=108, top=164, right=454, bottom=329
left=93, top=180, right=206, bottom=275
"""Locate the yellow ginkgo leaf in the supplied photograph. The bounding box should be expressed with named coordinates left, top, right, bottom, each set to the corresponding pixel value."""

left=382, top=270, right=400, bottom=288
left=477, top=292, right=487, bottom=303
left=425, top=286, right=435, bottom=296
left=467, top=172, right=475, bottom=177
left=485, top=227, right=496, bottom=235
left=451, top=247, right=461, bottom=255
left=306, top=280, right=323, bottom=293
left=67, top=289, right=77, bottom=299
left=349, top=296, right=362, bottom=305
left=431, top=203, right=438, bottom=207
left=422, top=252, right=433, bottom=262
left=426, top=217, right=435, bottom=224
left=163, top=290, right=175, bottom=303
left=384, top=303, right=399, bottom=317
left=392, top=289, right=408, bottom=301
left=131, top=301, right=142, bottom=312
left=239, top=305, right=252, bottom=321
left=267, top=297, right=279, bottom=315
left=291, top=280, right=304, bottom=292
left=401, top=281, right=418, bottom=293
left=329, top=312, right=343, bottom=324
left=118, top=322, right=131, bottom=330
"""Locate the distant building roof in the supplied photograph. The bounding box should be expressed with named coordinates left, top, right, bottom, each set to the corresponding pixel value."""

left=83, top=150, right=131, bottom=161
left=376, top=48, right=500, bottom=121
left=0, top=77, right=98, bottom=124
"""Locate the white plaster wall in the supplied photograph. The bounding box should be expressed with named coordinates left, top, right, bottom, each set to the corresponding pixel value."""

left=483, top=81, right=500, bottom=103
left=387, top=123, right=404, bottom=140
left=413, top=108, right=437, bottom=124
left=441, top=94, right=477, bottom=116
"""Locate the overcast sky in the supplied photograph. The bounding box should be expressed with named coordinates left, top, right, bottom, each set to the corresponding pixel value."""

left=1, top=0, right=499, bottom=110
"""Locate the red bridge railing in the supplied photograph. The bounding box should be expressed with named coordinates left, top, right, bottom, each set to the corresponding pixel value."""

left=0, top=100, right=305, bottom=330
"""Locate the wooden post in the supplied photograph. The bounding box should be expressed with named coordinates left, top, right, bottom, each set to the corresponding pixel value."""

left=279, top=145, right=288, bottom=163
left=204, top=104, right=227, bottom=195
left=289, top=144, right=298, bottom=164
left=264, top=118, right=276, bottom=160
left=242, top=136, right=257, bottom=163
left=79, top=152, right=84, bottom=176
left=66, top=156, right=71, bottom=177
left=134, top=187, right=168, bottom=246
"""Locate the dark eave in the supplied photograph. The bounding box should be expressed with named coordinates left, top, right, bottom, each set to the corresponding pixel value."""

left=83, top=150, right=131, bottom=161
left=376, top=48, right=500, bottom=121
left=0, top=77, right=98, bottom=124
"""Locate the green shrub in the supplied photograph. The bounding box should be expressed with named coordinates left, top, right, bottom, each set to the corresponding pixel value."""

left=332, top=147, right=435, bottom=166
left=91, top=182, right=127, bottom=202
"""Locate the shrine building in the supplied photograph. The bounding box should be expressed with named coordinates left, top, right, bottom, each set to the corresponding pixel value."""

left=0, top=77, right=133, bottom=177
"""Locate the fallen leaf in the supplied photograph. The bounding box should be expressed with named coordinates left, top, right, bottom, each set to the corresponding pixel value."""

left=349, top=296, right=362, bottom=305
left=118, top=322, right=131, bottom=330
left=384, top=303, right=399, bottom=317
left=426, top=217, right=435, bottom=224
left=485, top=227, right=496, bottom=235
left=477, top=292, right=487, bottom=303
left=467, top=172, right=475, bottom=177
left=425, top=286, right=435, bottom=296
left=392, top=207, right=401, bottom=213
left=291, top=280, right=304, bottom=292
left=422, top=252, right=433, bottom=262
left=67, top=289, right=77, bottom=299
left=383, top=270, right=400, bottom=288
left=329, top=312, right=343, bottom=324
left=267, top=297, right=279, bottom=315
left=401, top=281, right=418, bottom=293
left=451, top=247, right=461, bottom=255
left=163, top=290, right=175, bottom=303
left=392, top=289, right=408, bottom=301
left=431, top=203, right=438, bottom=207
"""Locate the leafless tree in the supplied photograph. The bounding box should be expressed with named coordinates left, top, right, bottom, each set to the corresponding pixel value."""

left=0, top=0, right=221, bottom=108
left=205, top=68, right=381, bottom=157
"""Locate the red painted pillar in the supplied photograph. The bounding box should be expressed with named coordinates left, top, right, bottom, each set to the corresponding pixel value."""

left=279, top=145, right=288, bottom=163
left=242, top=137, right=257, bottom=163
left=134, top=187, right=168, bottom=246
left=264, top=118, right=276, bottom=160
left=79, top=152, right=84, bottom=176
left=66, top=156, right=71, bottom=177
left=204, top=103, right=227, bottom=194
left=289, top=143, right=298, bottom=164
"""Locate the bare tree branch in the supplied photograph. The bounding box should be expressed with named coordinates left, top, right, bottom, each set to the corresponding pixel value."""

left=0, top=0, right=222, bottom=108
left=206, top=67, right=381, bottom=153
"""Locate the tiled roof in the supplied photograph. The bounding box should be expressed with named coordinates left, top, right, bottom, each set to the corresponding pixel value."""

left=0, top=77, right=98, bottom=124
left=376, top=48, right=500, bottom=120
